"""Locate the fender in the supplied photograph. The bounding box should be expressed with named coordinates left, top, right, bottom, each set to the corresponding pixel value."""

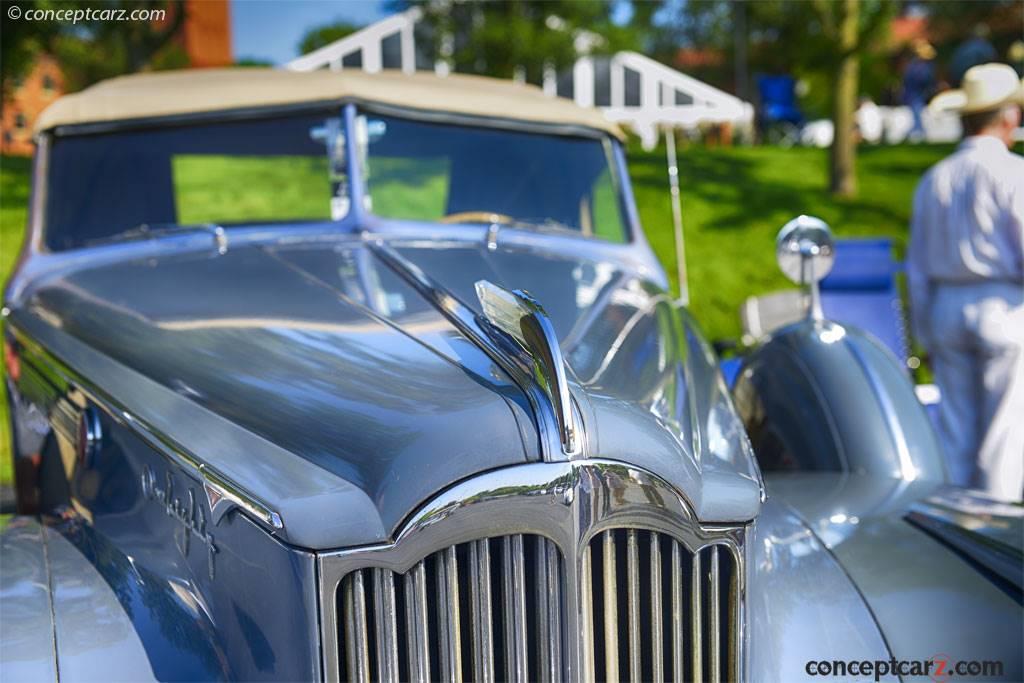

left=747, top=499, right=896, bottom=681
left=0, top=516, right=157, bottom=681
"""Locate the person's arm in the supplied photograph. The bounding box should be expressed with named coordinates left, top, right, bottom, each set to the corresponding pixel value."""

left=1009, top=165, right=1024, bottom=270
left=907, top=179, right=932, bottom=351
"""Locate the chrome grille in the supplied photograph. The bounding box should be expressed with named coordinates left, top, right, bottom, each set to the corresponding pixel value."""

left=584, top=530, right=739, bottom=683
left=337, top=534, right=566, bottom=682
left=321, top=462, right=747, bottom=683
left=334, top=530, right=739, bottom=683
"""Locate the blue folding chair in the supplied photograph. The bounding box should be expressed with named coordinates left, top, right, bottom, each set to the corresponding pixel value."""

left=820, top=238, right=908, bottom=363
left=756, top=75, right=804, bottom=146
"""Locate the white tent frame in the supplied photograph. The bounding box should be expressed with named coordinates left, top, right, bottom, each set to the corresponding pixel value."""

left=286, top=11, right=754, bottom=149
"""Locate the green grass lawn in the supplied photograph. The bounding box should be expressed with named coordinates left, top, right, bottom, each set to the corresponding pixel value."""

left=631, top=141, right=951, bottom=340
left=0, top=144, right=950, bottom=486
left=1, top=155, right=31, bottom=488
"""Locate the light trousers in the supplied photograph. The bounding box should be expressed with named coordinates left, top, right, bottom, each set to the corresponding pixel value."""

left=928, top=282, right=1024, bottom=501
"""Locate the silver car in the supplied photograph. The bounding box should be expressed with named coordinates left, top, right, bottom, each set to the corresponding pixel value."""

left=1, top=68, right=1020, bottom=682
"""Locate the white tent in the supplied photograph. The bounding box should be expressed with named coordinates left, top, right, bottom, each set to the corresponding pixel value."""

left=286, top=9, right=753, bottom=149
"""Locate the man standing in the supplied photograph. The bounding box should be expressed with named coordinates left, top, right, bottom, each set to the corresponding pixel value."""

left=909, top=63, right=1024, bottom=501
left=950, top=25, right=997, bottom=88
left=903, top=40, right=937, bottom=142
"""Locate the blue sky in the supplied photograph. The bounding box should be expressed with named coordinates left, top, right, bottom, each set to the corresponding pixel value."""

left=231, top=0, right=390, bottom=66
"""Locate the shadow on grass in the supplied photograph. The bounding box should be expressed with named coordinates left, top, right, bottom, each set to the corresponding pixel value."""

left=631, top=144, right=937, bottom=237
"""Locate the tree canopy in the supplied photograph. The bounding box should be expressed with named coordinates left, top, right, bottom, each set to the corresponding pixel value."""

left=1, top=0, right=185, bottom=96
left=297, top=21, right=360, bottom=56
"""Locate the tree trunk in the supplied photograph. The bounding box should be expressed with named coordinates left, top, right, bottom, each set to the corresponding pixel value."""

left=830, top=0, right=860, bottom=197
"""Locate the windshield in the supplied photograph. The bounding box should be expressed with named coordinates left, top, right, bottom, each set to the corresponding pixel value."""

left=42, top=107, right=629, bottom=251
left=361, top=113, right=630, bottom=242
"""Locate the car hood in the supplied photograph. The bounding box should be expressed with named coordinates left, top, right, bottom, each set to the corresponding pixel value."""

left=13, top=231, right=760, bottom=548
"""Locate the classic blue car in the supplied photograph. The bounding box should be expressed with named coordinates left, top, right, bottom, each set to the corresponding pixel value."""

left=1, top=68, right=1021, bottom=682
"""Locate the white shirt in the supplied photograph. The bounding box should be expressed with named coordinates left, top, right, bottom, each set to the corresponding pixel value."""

left=908, top=135, right=1024, bottom=345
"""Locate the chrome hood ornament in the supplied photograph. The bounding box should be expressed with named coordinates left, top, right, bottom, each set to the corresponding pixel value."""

left=367, top=238, right=585, bottom=460
left=475, top=281, right=580, bottom=455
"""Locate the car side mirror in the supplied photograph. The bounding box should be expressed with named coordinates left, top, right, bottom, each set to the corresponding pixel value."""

left=776, top=215, right=835, bottom=320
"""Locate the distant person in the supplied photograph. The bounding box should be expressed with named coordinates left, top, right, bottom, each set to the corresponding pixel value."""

left=950, top=25, right=998, bottom=87
left=1009, top=40, right=1024, bottom=78
left=855, top=96, right=883, bottom=144
left=908, top=63, right=1024, bottom=501
left=903, top=40, right=937, bottom=142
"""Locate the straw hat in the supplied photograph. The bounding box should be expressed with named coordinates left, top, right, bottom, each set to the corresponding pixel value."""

left=930, top=62, right=1024, bottom=114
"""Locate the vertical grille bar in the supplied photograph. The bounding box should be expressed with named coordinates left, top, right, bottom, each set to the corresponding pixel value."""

left=343, top=571, right=370, bottom=683
left=535, top=537, right=552, bottom=682
left=436, top=556, right=450, bottom=682
left=602, top=531, right=620, bottom=680
left=691, top=551, right=703, bottom=683
left=545, top=539, right=563, bottom=681
left=504, top=535, right=529, bottom=682
left=626, top=530, right=642, bottom=683
left=470, top=540, right=494, bottom=683
left=404, top=563, right=430, bottom=682
left=342, top=573, right=370, bottom=683
left=708, top=548, right=721, bottom=683
left=728, top=547, right=741, bottom=683
left=671, top=541, right=684, bottom=683
left=580, top=545, right=596, bottom=683
left=650, top=534, right=664, bottom=683
left=445, top=546, right=463, bottom=683
left=372, top=568, right=400, bottom=682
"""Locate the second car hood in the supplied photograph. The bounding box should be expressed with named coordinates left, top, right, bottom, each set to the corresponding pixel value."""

left=767, top=472, right=1023, bottom=680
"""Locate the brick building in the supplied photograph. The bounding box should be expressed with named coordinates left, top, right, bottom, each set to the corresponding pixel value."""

left=1, top=55, right=64, bottom=156
left=1, top=0, right=232, bottom=156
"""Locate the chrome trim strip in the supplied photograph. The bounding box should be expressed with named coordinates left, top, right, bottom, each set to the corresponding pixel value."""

left=651, top=534, right=664, bottom=683
left=448, top=548, right=464, bottom=683
left=692, top=552, right=703, bottom=683
left=580, top=545, right=596, bottom=683
left=545, top=538, right=563, bottom=682
left=470, top=540, right=494, bottom=683
left=709, top=548, right=721, bottom=683
left=8, top=321, right=284, bottom=533
left=535, top=536, right=552, bottom=683
left=346, top=571, right=370, bottom=682
left=373, top=568, right=400, bottom=682
left=627, top=529, right=641, bottom=683
left=30, top=134, right=49, bottom=253
left=507, top=535, right=529, bottom=682
left=202, top=467, right=283, bottom=530
left=603, top=530, right=619, bottom=680
left=317, top=460, right=747, bottom=683
left=671, top=540, right=684, bottom=683
left=405, top=563, right=430, bottom=682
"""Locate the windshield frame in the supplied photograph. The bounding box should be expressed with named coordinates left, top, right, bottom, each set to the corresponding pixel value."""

left=30, top=100, right=642, bottom=255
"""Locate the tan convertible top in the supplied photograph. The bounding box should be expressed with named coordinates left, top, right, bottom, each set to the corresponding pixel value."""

left=35, top=67, right=623, bottom=139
